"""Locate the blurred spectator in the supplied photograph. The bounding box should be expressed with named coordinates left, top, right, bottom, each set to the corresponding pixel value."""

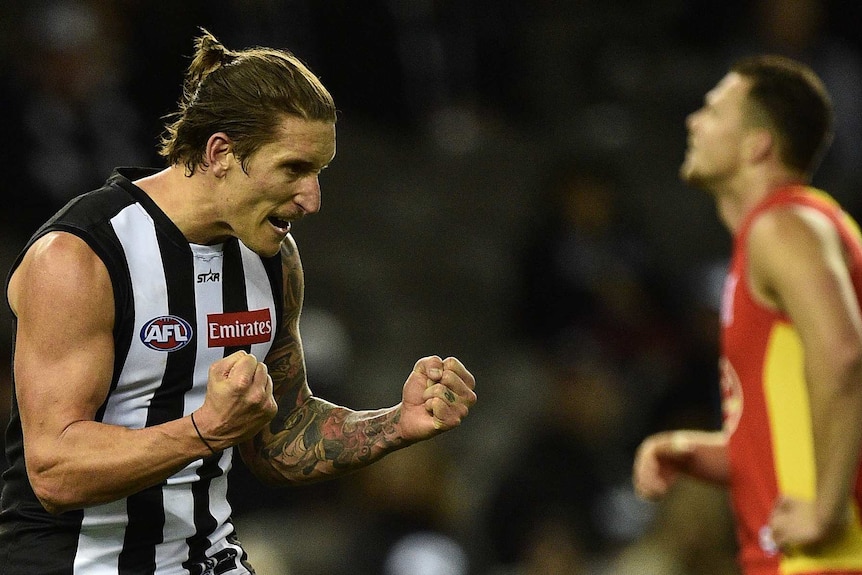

left=482, top=349, right=644, bottom=573
left=344, top=440, right=472, bottom=574
left=7, top=0, right=151, bottom=235
left=513, top=155, right=688, bottom=419
left=604, top=479, right=737, bottom=575
left=514, top=156, right=658, bottom=349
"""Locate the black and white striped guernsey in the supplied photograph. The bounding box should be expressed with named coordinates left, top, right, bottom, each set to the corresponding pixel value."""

left=0, top=168, right=284, bottom=575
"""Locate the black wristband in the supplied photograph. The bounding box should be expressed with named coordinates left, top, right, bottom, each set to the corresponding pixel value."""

left=190, top=412, right=218, bottom=455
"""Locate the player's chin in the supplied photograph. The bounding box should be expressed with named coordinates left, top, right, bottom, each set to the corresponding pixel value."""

left=254, top=225, right=293, bottom=256
left=679, top=161, right=701, bottom=187
left=250, top=236, right=288, bottom=258
left=679, top=156, right=693, bottom=179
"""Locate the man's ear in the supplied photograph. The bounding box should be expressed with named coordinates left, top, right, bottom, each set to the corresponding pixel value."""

left=743, top=128, right=775, bottom=165
left=205, top=132, right=233, bottom=177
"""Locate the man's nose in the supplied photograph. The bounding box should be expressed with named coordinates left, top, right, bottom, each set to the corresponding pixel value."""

left=295, top=176, right=321, bottom=214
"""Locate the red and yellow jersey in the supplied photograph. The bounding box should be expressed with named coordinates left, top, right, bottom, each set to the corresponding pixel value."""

left=720, top=185, right=862, bottom=575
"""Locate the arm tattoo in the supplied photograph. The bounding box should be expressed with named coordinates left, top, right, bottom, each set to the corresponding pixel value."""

left=266, top=239, right=306, bottom=400
left=253, top=239, right=405, bottom=483
left=262, top=400, right=404, bottom=480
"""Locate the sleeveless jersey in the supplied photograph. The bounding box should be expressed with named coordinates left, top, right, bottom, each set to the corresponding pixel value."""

left=0, top=168, right=283, bottom=575
left=720, top=185, right=862, bottom=575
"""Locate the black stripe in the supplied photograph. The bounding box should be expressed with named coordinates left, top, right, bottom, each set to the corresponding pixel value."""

left=221, top=239, right=251, bottom=356
left=118, top=486, right=166, bottom=575
left=146, top=234, right=196, bottom=425
left=185, top=240, right=245, bottom=566
left=94, top=221, right=135, bottom=423
left=182, top=461, right=220, bottom=572
left=119, top=229, right=197, bottom=575
left=261, top=252, right=284, bottom=341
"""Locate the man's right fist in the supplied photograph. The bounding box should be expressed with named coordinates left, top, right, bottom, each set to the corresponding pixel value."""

left=195, top=351, right=279, bottom=450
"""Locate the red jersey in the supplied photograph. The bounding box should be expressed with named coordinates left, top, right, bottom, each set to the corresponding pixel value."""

left=721, top=185, right=862, bottom=575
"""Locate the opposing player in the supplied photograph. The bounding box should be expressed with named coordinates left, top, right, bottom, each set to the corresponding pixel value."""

left=633, top=55, right=862, bottom=574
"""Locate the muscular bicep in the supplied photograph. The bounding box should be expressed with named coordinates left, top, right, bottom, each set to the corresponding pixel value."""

left=9, top=232, right=115, bottom=464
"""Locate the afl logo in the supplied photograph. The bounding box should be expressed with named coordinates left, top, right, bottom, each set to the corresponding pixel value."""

left=140, top=315, right=194, bottom=352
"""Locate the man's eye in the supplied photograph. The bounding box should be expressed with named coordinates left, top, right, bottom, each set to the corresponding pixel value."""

left=284, top=163, right=313, bottom=176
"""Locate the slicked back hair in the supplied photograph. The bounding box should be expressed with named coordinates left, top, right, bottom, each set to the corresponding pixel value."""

left=159, top=29, right=337, bottom=175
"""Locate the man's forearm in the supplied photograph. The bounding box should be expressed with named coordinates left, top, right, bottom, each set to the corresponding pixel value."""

left=809, top=364, right=862, bottom=524
left=26, top=416, right=214, bottom=514
left=240, top=397, right=407, bottom=485
left=674, top=430, right=731, bottom=486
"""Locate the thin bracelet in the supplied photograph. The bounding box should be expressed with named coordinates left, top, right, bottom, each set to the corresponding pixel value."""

left=190, top=412, right=218, bottom=455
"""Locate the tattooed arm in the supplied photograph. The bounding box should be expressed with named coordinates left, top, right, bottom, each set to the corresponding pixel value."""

left=238, top=236, right=477, bottom=485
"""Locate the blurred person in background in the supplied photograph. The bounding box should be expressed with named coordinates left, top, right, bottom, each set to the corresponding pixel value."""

left=514, top=157, right=657, bottom=349
left=482, top=351, right=624, bottom=574
left=348, top=441, right=471, bottom=574
left=6, top=0, right=151, bottom=237
left=608, top=478, right=737, bottom=575
left=633, top=55, right=862, bottom=574
left=0, top=29, right=476, bottom=575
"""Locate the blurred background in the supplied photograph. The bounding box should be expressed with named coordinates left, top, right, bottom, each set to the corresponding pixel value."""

left=1, top=0, right=861, bottom=573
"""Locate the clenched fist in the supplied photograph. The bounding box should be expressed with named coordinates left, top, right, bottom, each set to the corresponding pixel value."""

left=399, top=355, right=477, bottom=442
left=192, top=351, right=279, bottom=451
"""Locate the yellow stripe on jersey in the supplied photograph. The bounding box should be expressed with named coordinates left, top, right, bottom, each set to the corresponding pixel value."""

left=806, top=186, right=862, bottom=242
left=763, top=323, right=862, bottom=573
left=764, top=323, right=815, bottom=500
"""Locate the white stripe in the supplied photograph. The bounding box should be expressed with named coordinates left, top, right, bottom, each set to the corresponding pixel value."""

left=210, top=471, right=231, bottom=530
left=154, top=485, right=197, bottom=572
left=187, top=243, right=226, bottom=415
left=104, top=203, right=170, bottom=429
left=74, top=500, right=127, bottom=574
left=77, top=203, right=171, bottom=573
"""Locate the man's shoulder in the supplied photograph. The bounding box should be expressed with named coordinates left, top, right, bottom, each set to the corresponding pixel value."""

left=14, top=170, right=150, bottom=279
left=45, top=168, right=153, bottom=232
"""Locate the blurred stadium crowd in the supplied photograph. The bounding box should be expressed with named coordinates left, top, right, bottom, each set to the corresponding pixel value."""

left=1, top=1, right=861, bottom=573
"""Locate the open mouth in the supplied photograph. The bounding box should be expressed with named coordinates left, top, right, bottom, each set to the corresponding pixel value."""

left=268, top=216, right=292, bottom=233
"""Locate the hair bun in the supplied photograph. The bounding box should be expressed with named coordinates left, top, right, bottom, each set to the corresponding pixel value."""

left=184, top=28, right=235, bottom=101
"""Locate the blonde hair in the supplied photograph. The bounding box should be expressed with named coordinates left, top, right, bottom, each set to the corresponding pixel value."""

left=159, top=29, right=337, bottom=174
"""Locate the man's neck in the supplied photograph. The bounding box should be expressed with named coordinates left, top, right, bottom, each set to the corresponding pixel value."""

left=133, top=166, right=228, bottom=246
left=714, top=169, right=807, bottom=234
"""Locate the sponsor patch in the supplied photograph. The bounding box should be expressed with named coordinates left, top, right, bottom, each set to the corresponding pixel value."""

left=207, top=309, right=273, bottom=348
left=140, top=315, right=194, bottom=351
left=197, top=269, right=220, bottom=283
